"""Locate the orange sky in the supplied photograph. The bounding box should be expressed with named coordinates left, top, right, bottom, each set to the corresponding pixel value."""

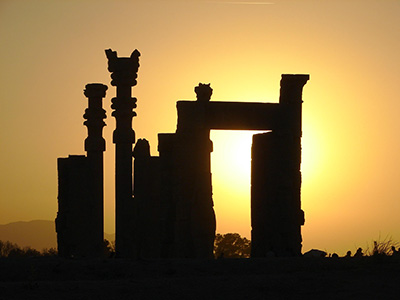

left=0, top=0, right=399, bottom=255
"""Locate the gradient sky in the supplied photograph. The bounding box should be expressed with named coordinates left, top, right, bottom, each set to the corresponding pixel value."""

left=1, top=0, right=399, bottom=255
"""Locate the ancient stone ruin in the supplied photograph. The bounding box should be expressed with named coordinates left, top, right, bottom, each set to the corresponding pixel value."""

left=56, top=83, right=107, bottom=258
left=56, top=49, right=309, bottom=258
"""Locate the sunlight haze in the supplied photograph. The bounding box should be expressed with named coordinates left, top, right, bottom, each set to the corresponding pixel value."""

left=0, top=0, right=399, bottom=255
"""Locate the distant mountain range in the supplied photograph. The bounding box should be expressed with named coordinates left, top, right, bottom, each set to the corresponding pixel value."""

left=0, top=220, right=115, bottom=251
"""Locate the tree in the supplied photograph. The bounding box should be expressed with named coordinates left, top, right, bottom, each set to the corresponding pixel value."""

left=214, top=233, right=251, bottom=258
left=0, top=240, right=15, bottom=257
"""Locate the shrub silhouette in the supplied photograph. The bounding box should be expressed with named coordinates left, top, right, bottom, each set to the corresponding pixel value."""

left=366, top=235, right=400, bottom=257
left=214, top=233, right=251, bottom=258
left=41, top=247, right=58, bottom=257
left=0, top=240, right=57, bottom=257
left=0, top=240, right=15, bottom=257
left=103, top=239, right=115, bottom=257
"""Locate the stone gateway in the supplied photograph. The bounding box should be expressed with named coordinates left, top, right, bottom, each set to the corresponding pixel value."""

left=56, top=49, right=309, bottom=259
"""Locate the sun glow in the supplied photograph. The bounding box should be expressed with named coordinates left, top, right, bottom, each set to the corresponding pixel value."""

left=211, top=125, right=321, bottom=238
left=301, top=120, right=322, bottom=183
left=211, top=130, right=266, bottom=238
left=211, top=131, right=253, bottom=185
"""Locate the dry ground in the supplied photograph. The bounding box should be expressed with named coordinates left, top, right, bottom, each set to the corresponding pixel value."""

left=1, top=256, right=400, bottom=299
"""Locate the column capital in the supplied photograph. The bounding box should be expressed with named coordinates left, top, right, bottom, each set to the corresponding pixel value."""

left=105, top=49, right=140, bottom=87
left=195, top=83, right=213, bottom=102
left=83, top=83, right=107, bottom=152
left=84, top=83, right=108, bottom=98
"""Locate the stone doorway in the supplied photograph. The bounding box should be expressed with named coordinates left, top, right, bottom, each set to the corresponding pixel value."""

left=133, top=74, right=309, bottom=258
left=210, top=130, right=265, bottom=239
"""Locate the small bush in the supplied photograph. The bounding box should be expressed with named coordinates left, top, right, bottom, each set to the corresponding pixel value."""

left=366, top=235, right=400, bottom=257
left=41, top=248, right=58, bottom=257
left=0, top=240, right=58, bottom=258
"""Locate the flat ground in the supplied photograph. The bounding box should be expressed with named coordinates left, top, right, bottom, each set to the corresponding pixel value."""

left=1, top=256, right=400, bottom=299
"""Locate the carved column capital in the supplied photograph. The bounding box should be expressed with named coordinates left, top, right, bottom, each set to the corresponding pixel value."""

left=105, top=49, right=140, bottom=145
left=195, top=83, right=213, bottom=102
left=84, top=83, right=108, bottom=98
left=105, top=49, right=140, bottom=87
left=83, top=83, right=107, bottom=152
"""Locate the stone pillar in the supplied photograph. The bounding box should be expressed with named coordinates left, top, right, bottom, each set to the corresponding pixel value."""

left=175, top=84, right=216, bottom=258
left=83, top=83, right=107, bottom=257
left=251, top=74, right=308, bottom=257
left=278, top=74, right=309, bottom=255
left=133, top=139, right=161, bottom=259
left=56, top=155, right=90, bottom=258
left=278, top=74, right=309, bottom=136
left=157, top=133, right=178, bottom=258
left=105, top=49, right=140, bottom=258
left=252, top=132, right=294, bottom=256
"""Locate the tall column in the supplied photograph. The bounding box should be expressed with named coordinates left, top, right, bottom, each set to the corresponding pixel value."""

left=278, top=74, right=309, bottom=256
left=105, top=49, right=140, bottom=257
left=251, top=74, right=309, bottom=257
left=278, top=75, right=309, bottom=234
left=83, top=83, right=107, bottom=257
left=175, top=84, right=216, bottom=258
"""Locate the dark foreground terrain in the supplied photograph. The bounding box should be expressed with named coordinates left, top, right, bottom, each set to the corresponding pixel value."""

left=1, top=256, right=400, bottom=299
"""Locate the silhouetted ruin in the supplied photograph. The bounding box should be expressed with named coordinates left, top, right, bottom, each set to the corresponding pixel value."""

left=56, top=83, right=107, bottom=258
left=106, top=49, right=141, bottom=258
left=56, top=49, right=309, bottom=258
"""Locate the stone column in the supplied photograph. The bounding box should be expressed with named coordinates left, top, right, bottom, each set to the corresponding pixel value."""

left=175, top=84, right=216, bottom=258
left=278, top=74, right=309, bottom=235
left=83, top=83, right=107, bottom=257
left=105, top=49, right=140, bottom=258
left=277, top=74, right=309, bottom=256
left=251, top=74, right=309, bottom=257
left=279, top=74, right=309, bottom=136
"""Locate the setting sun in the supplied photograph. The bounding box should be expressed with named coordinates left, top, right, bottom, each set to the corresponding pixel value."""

left=211, top=130, right=266, bottom=238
